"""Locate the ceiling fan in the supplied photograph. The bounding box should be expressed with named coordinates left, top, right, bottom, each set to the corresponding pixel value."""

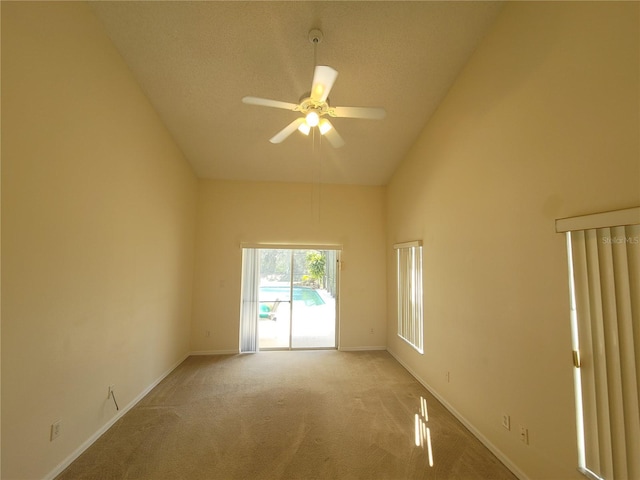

left=242, top=30, right=386, bottom=148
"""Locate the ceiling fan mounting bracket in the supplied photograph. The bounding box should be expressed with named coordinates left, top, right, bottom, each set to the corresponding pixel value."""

left=308, top=29, right=323, bottom=45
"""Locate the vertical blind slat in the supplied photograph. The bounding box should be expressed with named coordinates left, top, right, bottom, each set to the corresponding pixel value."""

left=586, top=228, right=614, bottom=479
left=628, top=226, right=640, bottom=410
left=614, top=225, right=640, bottom=479
left=627, top=226, right=640, bottom=408
left=572, top=230, right=602, bottom=475
left=597, top=228, right=627, bottom=479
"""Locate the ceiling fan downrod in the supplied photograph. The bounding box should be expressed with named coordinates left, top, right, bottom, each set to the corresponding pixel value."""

left=309, top=29, right=323, bottom=67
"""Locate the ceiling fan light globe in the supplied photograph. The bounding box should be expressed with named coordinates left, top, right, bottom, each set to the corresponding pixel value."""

left=298, top=122, right=311, bottom=135
left=305, top=111, right=320, bottom=127
left=318, top=118, right=332, bottom=135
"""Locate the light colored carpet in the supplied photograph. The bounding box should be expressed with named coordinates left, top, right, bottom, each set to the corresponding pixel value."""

left=56, top=350, right=517, bottom=479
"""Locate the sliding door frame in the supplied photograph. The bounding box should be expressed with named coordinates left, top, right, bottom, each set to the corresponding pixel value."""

left=240, top=243, right=342, bottom=351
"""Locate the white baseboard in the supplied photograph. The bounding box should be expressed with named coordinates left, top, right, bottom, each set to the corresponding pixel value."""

left=339, top=345, right=387, bottom=351
left=44, top=353, right=190, bottom=480
left=386, top=348, right=530, bottom=480
left=189, top=349, right=239, bottom=356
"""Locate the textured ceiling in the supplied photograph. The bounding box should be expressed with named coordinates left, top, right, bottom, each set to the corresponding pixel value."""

left=90, top=1, right=503, bottom=185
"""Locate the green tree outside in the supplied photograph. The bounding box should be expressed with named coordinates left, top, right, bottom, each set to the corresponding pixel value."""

left=304, top=251, right=326, bottom=288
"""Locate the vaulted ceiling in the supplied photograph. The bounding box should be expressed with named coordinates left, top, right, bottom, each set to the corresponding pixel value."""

left=90, top=1, right=503, bottom=185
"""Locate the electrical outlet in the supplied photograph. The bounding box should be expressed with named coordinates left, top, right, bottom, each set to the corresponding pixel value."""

left=108, top=385, right=115, bottom=399
left=520, top=425, right=529, bottom=444
left=502, top=414, right=511, bottom=430
left=50, top=420, right=61, bottom=441
left=369, top=328, right=374, bottom=334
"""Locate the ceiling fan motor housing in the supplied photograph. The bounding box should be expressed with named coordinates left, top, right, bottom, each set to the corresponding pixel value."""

left=297, top=96, right=330, bottom=117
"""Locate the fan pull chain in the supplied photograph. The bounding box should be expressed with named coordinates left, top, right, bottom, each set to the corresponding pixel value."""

left=318, top=135, right=323, bottom=223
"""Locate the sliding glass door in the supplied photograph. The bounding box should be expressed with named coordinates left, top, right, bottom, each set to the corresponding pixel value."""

left=289, top=249, right=338, bottom=348
left=240, top=247, right=339, bottom=351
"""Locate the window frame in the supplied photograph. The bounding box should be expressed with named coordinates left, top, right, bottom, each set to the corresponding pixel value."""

left=394, top=240, right=424, bottom=354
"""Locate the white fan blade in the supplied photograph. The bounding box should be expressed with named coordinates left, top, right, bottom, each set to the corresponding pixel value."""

left=270, top=118, right=306, bottom=144
left=310, top=66, right=338, bottom=103
left=322, top=120, right=345, bottom=148
left=332, top=106, right=387, bottom=120
left=242, top=96, right=298, bottom=111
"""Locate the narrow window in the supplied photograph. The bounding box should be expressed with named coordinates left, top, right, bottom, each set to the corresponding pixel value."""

left=557, top=207, right=640, bottom=480
left=395, top=241, right=424, bottom=354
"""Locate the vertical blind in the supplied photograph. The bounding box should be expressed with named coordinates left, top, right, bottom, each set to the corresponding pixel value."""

left=395, top=241, right=424, bottom=354
left=239, top=248, right=260, bottom=353
left=557, top=207, right=640, bottom=480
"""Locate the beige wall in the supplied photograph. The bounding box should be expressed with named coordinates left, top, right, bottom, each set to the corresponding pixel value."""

left=191, top=179, right=387, bottom=353
left=386, top=2, right=639, bottom=479
left=3, top=1, right=638, bottom=479
left=1, top=3, right=198, bottom=479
